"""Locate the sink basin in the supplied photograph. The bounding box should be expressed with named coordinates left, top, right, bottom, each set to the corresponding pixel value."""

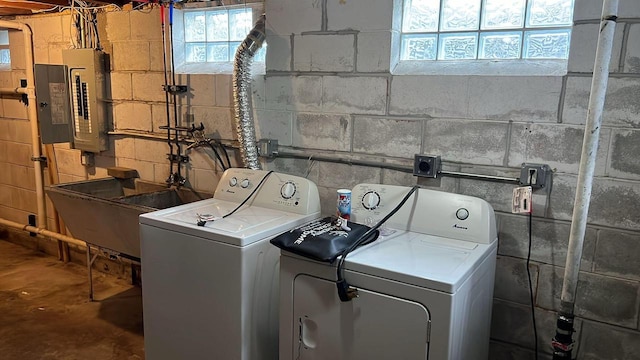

left=46, top=178, right=212, bottom=259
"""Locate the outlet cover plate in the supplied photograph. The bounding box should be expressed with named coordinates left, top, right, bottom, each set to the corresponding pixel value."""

left=519, top=163, right=551, bottom=189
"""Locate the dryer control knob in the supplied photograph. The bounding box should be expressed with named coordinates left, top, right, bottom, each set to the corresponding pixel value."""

left=229, top=177, right=238, bottom=187
left=456, top=208, right=469, bottom=220
left=280, top=182, right=296, bottom=199
left=362, top=191, right=380, bottom=210
left=240, top=179, right=250, bottom=188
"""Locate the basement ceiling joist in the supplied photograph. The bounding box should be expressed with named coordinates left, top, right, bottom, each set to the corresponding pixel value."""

left=0, top=0, right=60, bottom=10
left=0, top=6, right=30, bottom=14
left=0, top=0, right=131, bottom=16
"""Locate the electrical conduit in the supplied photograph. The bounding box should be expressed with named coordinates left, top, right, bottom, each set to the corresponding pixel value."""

left=168, top=2, right=184, bottom=184
left=160, top=4, right=175, bottom=184
left=0, top=20, right=47, bottom=233
left=553, top=1, right=619, bottom=358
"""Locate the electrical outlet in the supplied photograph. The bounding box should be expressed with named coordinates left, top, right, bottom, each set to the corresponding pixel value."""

left=512, top=186, right=532, bottom=214
left=28, top=214, right=36, bottom=236
left=81, top=151, right=95, bottom=167
left=258, top=139, right=279, bottom=158
left=413, top=154, right=441, bottom=178
left=520, top=163, right=551, bottom=189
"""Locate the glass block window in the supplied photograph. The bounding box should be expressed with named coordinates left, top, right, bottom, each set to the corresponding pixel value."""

left=0, top=30, right=10, bottom=69
left=401, top=0, right=574, bottom=61
left=182, top=7, right=265, bottom=64
left=173, top=4, right=265, bottom=74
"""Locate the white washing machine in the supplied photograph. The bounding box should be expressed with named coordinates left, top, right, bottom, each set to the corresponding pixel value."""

left=140, top=168, right=320, bottom=360
left=278, top=184, right=497, bottom=360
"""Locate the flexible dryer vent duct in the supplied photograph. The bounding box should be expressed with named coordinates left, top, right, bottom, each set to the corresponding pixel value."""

left=233, top=14, right=266, bottom=170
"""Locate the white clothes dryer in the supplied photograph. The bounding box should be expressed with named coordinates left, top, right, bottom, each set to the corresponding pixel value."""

left=140, top=168, right=321, bottom=360
left=278, top=184, right=497, bottom=360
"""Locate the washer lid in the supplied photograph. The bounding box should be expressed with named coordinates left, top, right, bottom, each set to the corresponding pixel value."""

left=344, top=230, right=496, bottom=293
left=139, top=198, right=319, bottom=246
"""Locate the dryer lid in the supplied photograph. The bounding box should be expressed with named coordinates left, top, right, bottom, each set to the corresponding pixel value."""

left=344, top=230, right=496, bottom=293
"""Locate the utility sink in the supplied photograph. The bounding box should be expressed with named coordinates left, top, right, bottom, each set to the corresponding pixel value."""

left=46, top=178, right=212, bottom=259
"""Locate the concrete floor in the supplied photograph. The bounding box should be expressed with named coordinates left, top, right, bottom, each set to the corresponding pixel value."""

left=0, top=240, right=144, bottom=360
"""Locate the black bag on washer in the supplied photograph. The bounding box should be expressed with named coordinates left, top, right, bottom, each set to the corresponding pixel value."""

left=270, top=216, right=379, bottom=264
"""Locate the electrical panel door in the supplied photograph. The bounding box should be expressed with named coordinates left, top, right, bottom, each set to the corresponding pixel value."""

left=34, top=64, right=72, bottom=144
left=63, top=49, right=109, bottom=153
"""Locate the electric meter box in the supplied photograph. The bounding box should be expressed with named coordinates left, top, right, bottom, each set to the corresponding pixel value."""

left=34, top=64, right=73, bottom=144
left=62, top=49, right=109, bottom=153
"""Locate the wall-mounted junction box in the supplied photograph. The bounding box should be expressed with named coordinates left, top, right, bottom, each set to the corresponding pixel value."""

left=63, top=49, right=109, bottom=153
left=258, top=139, right=279, bottom=158
left=413, top=154, right=441, bottom=178
left=35, top=64, right=73, bottom=144
left=519, top=163, right=552, bottom=189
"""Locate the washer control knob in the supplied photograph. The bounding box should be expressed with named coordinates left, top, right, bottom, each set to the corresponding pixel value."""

left=229, top=177, right=238, bottom=187
left=240, top=179, right=250, bottom=188
left=362, top=191, right=380, bottom=210
left=280, top=182, right=297, bottom=199
left=456, top=208, right=469, bottom=221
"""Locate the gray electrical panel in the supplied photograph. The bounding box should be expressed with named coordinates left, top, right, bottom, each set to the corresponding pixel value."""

left=63, top=49, right=109, bottom=153
left=35, top=64, right=72, bottom=144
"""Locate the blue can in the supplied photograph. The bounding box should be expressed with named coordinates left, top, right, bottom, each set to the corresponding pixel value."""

left=337, top=189, right=351, bottom=220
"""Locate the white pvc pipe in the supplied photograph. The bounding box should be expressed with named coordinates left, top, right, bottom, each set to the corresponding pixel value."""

left=0, top=218, right=86, bottom=248
left=0, top=21, right=48, bottom=232
left=0, top=87, right=26, bottom=94
left=560, top=0, right=619, bottom=313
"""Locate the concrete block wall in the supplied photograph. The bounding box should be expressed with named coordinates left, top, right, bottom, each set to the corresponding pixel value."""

left=263, top=0, right=640, bottom=358
left=95, top=7, right=241, bottom=193
left=0, top=17, right=65, bottom=232
left=0, top=1, right=638, bottom=358
left=0, top=8, right=243, bottom=253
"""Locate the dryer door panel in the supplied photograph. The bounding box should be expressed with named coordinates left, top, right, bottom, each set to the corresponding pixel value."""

left=293, top=275, right=430, bottom=360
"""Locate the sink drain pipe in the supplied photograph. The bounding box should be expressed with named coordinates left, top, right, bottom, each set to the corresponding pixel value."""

left=553, top=1, right=619, bottom=358
left=0, top=218, right=85, bottom=248
left=233, top=14, right=266, bottom=170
